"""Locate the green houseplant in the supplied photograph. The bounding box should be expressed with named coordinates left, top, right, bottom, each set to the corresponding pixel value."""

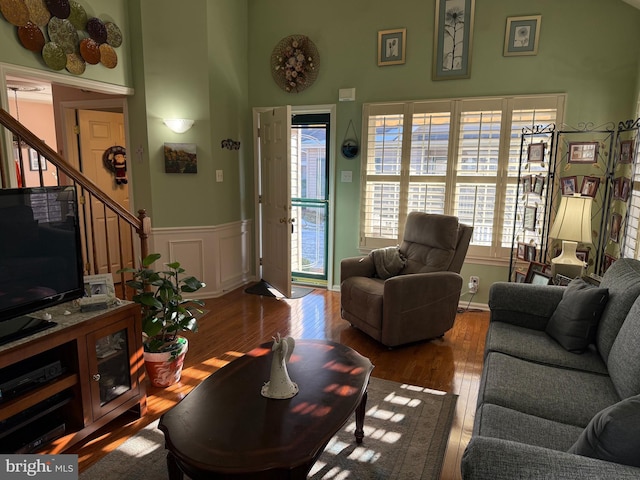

left=119, top=253, right=205, bottom=386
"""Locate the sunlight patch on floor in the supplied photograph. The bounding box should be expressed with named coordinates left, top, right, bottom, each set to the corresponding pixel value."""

left=383, top=391, right=422, bottom=407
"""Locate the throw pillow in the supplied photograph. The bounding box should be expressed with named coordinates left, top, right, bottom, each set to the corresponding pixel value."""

left=568, top=395, right=640, bottom=467
left=545, top=278, right=608, bottom=352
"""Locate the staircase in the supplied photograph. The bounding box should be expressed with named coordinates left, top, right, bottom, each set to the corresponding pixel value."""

left=0, top=108, right=149, bottom=299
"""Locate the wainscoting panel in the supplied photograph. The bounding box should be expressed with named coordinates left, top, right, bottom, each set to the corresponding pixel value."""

left=150, top=219, right=254, bottom=298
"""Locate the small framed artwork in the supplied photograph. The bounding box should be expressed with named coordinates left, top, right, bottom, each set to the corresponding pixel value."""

left=560, top=176, right=577, bottom=196
left=619, top=139, right=634, bottom=165
left=602, top=254, right=617, bottom=273
left=613, top=177, right=631, bottom=202
left=530, top=271, right=552, bottom=285
left=164, top=143, right=198, bottom=174
left=580, top=176, right=601, bottom=197
left=532, top=175, right=545, bottom=196
left=29, top=149, right=47, bottom=171
left=378, top=28, right=406, bottom=66
left=523, top=205, right=537, bottom=231
left=517, top=242, right=527, bottom=260
left=515, top=270, right=526, bottom=283
left=610, top=213, right=622, bottom=242
left=576, top=249, right=589, bottom=264
left=433, top=0, right=475, bottom=80
left=554, top=274, right=572, bottom=286
left=568, top=142, right=599, bottom=164
left=83, top=274, right=116, bottom=304
left=525, top=244, right=537, bottom=262
left=527, top=142, right=546, bottom=162
left=503, top=15, right=541, bottom=57
left=525, top=261, right=548, bottom=283
left=521, top=175, right=533, bottom=193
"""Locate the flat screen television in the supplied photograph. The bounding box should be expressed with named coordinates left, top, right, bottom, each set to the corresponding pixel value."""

left=0, top=186, right=85, bottom=345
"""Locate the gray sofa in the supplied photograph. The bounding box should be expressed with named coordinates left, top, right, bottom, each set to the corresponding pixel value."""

left=462, top=258, right=640, bottom=479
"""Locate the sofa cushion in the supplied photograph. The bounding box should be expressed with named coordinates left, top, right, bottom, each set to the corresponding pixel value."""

left=607, top=297, right=640, bottom=399
left=485, top=321, right=608, bottom=374
left=597, top=258, right=640, bottom=362
left=475, top=403, right=584, bottom=451
left=400, top=212, right=457, bottom=274
left=569, top=395, right=640, bottom=467
left=545, top=279, right=609, bottom=352
left=478, top=352, right=619, bottom=427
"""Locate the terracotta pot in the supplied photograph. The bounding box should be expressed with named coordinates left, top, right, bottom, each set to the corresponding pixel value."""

left=143, top=337, right=188, bottom=387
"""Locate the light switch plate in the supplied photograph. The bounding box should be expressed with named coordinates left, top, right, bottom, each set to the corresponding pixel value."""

left=216, top=170, right=223, bottom=182
left=341, top=171, right=353, bottom=182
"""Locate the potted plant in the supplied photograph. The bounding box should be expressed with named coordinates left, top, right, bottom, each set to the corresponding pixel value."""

left=119, top=253, right=205, bottom=387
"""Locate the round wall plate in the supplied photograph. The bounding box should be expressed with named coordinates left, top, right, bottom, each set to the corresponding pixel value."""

left=341, top=140, right=359, bottom=159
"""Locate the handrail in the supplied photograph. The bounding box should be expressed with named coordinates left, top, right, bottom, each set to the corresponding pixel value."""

left=0, top=107, right=150, bottom=283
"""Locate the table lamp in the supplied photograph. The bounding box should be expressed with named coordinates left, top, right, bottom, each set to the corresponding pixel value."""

left=548, top=194, right=592, bottom=279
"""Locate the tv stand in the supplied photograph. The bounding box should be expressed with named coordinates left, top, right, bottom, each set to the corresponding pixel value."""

left=0, top=301, right=146, bottom=454
left=0, top=315, right=57, bottom=347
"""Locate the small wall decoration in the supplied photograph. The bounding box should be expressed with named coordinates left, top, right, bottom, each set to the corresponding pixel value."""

left=503, top=15, right=541, bottom=57
left=378, top=28, right=406, bottom=66
left=523, top=205, right=536, bottom=231
left=164, top=143, right=197, bottom=174
left=0, top=1, right=124, bottom=75
left=517, top=242, right=527, bottom=260
left=102, top=145, right=127, bottom=185
left=602, top=253, right=617, bottom=273
left=271, top=34, right=320, bottom=93
left=527, top=142, right=545, bottom=162
left=433, top=0, right=475, bottom=80
left=532, top=175, right=545, bottom=196
left=610, top=213, right=622, bottom=242
left=521, top=175, right=532, bottom=193
left=580, top=176, right=600, bottom=197
left=221, top=139, right=241, bottom=150
left=613, top=177, right=631, bottom=201
left=619, top=139, right=635, bottom=164
left=560, top=176, right=577, bottom=196
left=568, top=141, right=599, bottom=164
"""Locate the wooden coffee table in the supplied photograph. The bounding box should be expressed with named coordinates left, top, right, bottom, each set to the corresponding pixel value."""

left=158, top=339, right=374, bottom=480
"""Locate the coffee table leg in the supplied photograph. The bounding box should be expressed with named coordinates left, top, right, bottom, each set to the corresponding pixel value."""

left=354, top=390, right=367, bottom=444
left=166, top=452, right=184, bottom=480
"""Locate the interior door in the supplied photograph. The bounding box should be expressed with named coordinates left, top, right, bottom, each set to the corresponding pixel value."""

left=78, top=109, right=133, bottom=275
left=259, top=107, right=292, bottom=298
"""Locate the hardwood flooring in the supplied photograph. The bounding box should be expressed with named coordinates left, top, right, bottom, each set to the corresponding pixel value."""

left=72, top=285, right=489, bottom=480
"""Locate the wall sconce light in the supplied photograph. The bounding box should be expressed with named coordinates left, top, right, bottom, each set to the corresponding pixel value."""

left=163, top=118, right=194, bottom=134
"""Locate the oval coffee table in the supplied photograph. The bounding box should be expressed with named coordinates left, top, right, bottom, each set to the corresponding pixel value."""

left=158, top=339, right=373, bottom=480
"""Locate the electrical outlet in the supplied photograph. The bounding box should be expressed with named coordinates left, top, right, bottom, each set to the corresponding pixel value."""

left=469, top=276, right=479, bottom=294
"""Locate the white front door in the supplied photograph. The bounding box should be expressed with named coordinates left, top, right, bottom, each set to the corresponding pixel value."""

left=259, top=107, right=292, bottom=298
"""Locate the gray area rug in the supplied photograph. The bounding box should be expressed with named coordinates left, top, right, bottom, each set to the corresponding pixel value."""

left=80, top=377, right=457, bottom=480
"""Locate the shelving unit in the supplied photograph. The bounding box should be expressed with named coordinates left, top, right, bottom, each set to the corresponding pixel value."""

left=0, top=302, right=146, bottom=454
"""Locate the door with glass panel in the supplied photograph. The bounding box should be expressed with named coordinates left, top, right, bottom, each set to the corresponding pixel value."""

left=290, top=114, right=329, bottom=284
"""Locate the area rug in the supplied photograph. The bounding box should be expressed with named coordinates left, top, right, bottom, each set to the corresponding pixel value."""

left=244, top=280, right=314, bottom=299
left=80, top=377, right=457, bottom=480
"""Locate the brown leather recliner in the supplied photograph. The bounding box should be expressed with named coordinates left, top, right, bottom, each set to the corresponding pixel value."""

left=340, top=212, right=473, bottom=347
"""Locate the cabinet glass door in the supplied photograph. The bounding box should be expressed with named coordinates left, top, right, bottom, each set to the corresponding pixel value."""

left=95, top=328, right=131, bottom=405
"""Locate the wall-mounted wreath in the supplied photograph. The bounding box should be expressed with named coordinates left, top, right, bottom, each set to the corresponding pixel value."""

left=270, top=34, right=319, bottom=93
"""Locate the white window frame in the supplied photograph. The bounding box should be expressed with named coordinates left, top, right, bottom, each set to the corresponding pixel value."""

left=359, top=94, right=566, bottom=263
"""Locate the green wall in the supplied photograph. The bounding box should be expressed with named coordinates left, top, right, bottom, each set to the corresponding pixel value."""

left=247, top=0, right=640, bottom=299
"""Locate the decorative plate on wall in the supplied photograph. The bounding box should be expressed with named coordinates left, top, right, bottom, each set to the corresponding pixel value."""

left=45, top=0, right=70, bottom=19
left=66, top=52, right=85, bottom=75
left=25, top=0, right=50, bottom=27
left=270, top=34, right=319, bottom=93
left=18, top=21, right=45, bottom=52
left=48, top=17, right=78, bottom=54
left=42, top=41, right=67, bottom=70
left=0, top=0, right=30, bottom=26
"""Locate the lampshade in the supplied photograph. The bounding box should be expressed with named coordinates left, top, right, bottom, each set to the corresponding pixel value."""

left=549, top=194, right=592, bottom=243
left=163, top=118, right=194, bottom=134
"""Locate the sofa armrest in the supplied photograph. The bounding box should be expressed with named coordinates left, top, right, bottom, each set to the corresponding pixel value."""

left=462, top=436, right=640, bottom=480
left=489, top=282, right=565, bottom=330
left=383, top=271, right=462, bottom=309
left=340, top=256, right=376, bottom=283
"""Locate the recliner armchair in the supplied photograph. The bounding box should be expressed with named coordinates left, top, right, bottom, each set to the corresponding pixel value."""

left=340, top=212, right=473, bottom=347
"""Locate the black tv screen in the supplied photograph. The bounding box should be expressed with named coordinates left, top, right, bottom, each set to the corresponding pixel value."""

left=0, top=186, right=85, bottom=338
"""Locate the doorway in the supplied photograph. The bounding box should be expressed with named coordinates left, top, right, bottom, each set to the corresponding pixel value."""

left=291, top=113, right=329, bottom=286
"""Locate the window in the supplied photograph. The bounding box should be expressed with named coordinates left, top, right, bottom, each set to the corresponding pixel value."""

left=360, top=94, right=565, bottom=260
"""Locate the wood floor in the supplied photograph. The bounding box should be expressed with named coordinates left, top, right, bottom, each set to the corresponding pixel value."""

left=72, top=285, right=489, bottom=480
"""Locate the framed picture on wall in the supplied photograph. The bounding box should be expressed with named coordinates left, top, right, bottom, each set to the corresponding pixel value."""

left=517, top=242, right=527, bottom=260
left=523, top=205, right=536, bottom=231
left=568, top=142, right=599, bottom=164
left=532, top=175, right=545, bottom=195
left=610, top=213, right=622, bottom=242
left=619, top=139, right=635, bottom=164
left=527, top=142, right=545, bottom=162
left=580, top=176, right=600, bottom=197
left=378, top=28, right=406, bottom=66
left=560, top=176, right=577, bottom=196
left=613, top=177, right=631, bottom=202
left=29, top=149, right=47, bottom=171
left=433, top=0, right=476, bottom=80
left=521, top=175, right=533, bottom=193
left=503, top=15, right=542, bottom=57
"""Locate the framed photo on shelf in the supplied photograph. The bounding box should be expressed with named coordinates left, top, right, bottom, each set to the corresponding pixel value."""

left=517, top=242, right=527, bottom=260
left=560, top=176, right=577, bottom=196
left=613, top=177, right=631, bottom=202
left=527, top=142, right=546, bottom=162
left=532, top=175, right=545, bottom=196
left=619, top=139, right=634, bottom=165
left=610, top=213, right=622, bottom=242
left=83, top=274, right=116, bottom=305
left=530, top=271, right=553, bottom=285
left=580, top=176, right=600, bottom=198
left=525, top=261, right=550, bottom=283
left=503, top=15, right=541, bottom=57
left=433, top=0, right=475, bottom=80
left=523, top=205, right=537, bottom=231
left=568, top=142, right=599, bottom=164
left=378, top=28, right=406, bottom=66
left=576, top=249, right=589, bottom=264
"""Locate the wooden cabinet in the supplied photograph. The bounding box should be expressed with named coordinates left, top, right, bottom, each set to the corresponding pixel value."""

left=0, top=302, right=146, bottom=454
